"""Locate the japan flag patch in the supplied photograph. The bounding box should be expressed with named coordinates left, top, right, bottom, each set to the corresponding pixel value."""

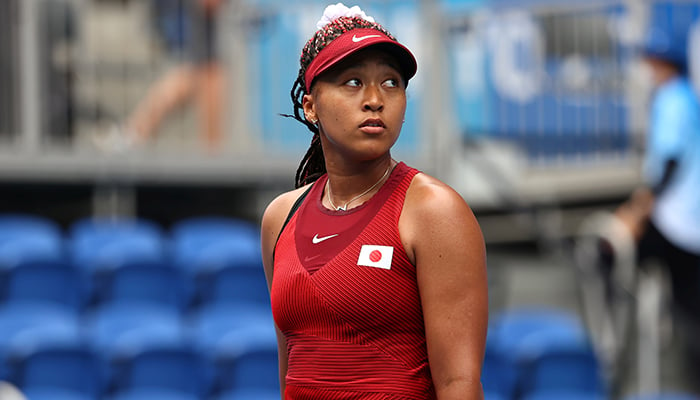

left=357, top=245, right=394, bottom=270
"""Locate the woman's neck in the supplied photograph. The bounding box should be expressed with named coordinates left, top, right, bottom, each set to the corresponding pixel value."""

left=324, top=158, right=396, bottom=210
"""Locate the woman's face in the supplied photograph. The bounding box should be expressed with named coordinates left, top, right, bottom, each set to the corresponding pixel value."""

left=303, top=48, right=407, bottom=163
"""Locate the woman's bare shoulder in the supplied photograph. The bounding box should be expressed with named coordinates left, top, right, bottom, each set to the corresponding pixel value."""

left=405, top=172, right=471, bottom=212
left=401, top=171, right=482, bottom=251
left=260, top=184, right=313, bottom=279
left=262, top=185, right=312, bottom=234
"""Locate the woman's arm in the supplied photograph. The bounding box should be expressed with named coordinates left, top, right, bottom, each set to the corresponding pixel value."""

left=260, top=186, right=309, bottom=398
left=400, top=174, right=488, bottom=400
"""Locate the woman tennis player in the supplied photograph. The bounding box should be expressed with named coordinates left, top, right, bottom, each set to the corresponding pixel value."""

left=261, top=3, right=488, bottom=399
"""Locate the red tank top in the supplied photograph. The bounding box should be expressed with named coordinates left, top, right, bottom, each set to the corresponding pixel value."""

left=271, top=163, right=436, bottom=399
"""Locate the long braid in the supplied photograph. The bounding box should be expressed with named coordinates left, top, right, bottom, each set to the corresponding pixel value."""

left=289, top=74, right=324, bottom=188
left=294, top=134, right=326, bottom=188
left=284, top=16, right=396, bottom=188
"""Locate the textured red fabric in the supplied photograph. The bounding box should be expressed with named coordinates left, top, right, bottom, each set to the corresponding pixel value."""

left=272, top=163, right=436, bottom=399
left=294, top=163, right=407, bottom=275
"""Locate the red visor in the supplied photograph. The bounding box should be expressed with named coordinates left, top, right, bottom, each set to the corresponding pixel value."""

left=304, top=28, right=417, bottom=92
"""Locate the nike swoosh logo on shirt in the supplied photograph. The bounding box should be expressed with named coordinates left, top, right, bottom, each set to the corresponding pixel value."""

left=352, top=34, right=382, bottom=43
left=304, top=254, right=322, bottom=262
left=312, top=233, right=339, bottom=244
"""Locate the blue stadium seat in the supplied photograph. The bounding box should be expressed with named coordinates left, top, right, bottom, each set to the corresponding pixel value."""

left=483, top=392, right=509, bottom=400
left=0, top=264, right=85, bottom=383
left=189, top=302, right=275, bottom=357
left=112, top=344, right=213, bottom=399
left=14, top=343, right=105, bottom=400
left=482, top=332, right=518, bottom=400
left=484, top=389, right=512, bottom=400
left=488, top=307, right=605, bottom=397
left=83, top=301, right=187, bottom=392
left=214, top=388, right=281, bottom=400
left=101, top=261, right=190, bottom=312
left=1, top=260, right=88, bottom=313
left=490, top=307, right=586, bottom=340
left=212, top=325, right=279, bottom=394
left=222, top=342, right=279, bottom=393
left=84, top=302, right=186, bottom=361
left=489, top=306, right=591, bottom=359
left=0, top=303, right=81, bottom=384
left=189, top=302, right=275, bottom=394
left=170, top=216, right=260, bottom=273
left=0, top=303, right=81, bottom=354
left=68, top=217, right=167, bottom=305
left=518, top=336, right=605, bottom=396
left=522, top=391, right=606, bottom=400
left=198, top=262, right=270, bottom=308
left=170, top=217, right=262, bottom=307
left=108, top=388, right=200, bottom=400
left=68, top=217, right=166, bottom=273
left=20, top=388, right=95, bottom=400
left=0, top=213, right=64, bottom=269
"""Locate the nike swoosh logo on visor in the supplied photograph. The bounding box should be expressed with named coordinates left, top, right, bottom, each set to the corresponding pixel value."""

left=352, top=34, right=382, bottom=43
left=312, top=233, right=339, bottom=244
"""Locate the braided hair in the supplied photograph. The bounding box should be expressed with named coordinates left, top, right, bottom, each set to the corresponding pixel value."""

left=285, top=17, right=397, bottom=188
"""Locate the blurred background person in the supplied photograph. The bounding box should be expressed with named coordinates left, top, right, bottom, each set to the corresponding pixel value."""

left=94, top=0, right=226, bottom=153
left=616, top=19, right=700, bottom=375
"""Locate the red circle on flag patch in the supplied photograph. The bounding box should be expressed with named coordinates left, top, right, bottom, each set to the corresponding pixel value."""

left=369, top=250, right=383, bottom=263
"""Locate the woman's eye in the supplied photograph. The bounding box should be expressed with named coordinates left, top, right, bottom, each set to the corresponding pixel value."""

left=383, top=78, right=399, bottom=88
left=346, top=78, right=361, bottom=87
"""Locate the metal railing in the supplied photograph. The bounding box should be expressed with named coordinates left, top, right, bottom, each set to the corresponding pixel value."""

left=0, top=0, right=697, bottom=203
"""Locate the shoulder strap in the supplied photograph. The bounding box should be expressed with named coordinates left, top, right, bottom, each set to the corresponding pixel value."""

left=272, top=184, right=313, bottom=263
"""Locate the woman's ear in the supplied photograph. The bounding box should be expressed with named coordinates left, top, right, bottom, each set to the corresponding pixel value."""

left=302, top=94, right=317, bottom=123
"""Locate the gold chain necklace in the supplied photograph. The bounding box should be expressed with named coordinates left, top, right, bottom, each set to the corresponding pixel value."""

left=327, top=164, right=392, bottom=211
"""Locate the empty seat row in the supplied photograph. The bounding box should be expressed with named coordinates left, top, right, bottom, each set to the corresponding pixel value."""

left=483, top=307, right=607, bottom=400
left=0, top=257, right=270, bottom=313
left=0, top=214, right=275, bottom=399
left=0, top=214, right=261, bottom=273
left=0, top=214, right=268, bottom=311
left=0, top=300, right=278, bottom=400
left=3, top=330, right=279, bottom=400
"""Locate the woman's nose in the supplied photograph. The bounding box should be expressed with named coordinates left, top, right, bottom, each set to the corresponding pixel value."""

left=363, top=85, right=383, bottom=111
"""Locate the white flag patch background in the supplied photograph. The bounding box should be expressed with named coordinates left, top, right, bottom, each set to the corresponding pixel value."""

left=357, top=245, right=393, bottom=270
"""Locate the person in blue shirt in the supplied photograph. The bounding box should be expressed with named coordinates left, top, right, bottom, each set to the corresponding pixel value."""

left=618, top=24, right=700, bottom=348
